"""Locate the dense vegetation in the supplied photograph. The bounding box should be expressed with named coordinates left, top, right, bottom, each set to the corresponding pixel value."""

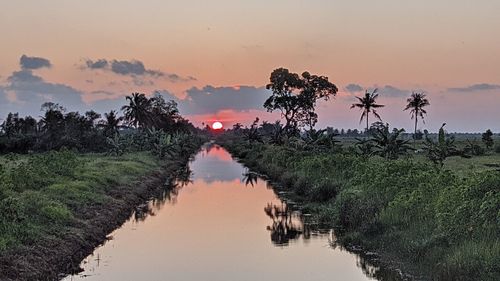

left=218, top=68, right=499, bottom=280
left=0, top=93, right=196, bottom=154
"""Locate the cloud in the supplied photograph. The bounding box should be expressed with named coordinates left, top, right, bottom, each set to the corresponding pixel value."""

left=179, top=85, right=270, bottom=115
left=110, top=59, right=152, bottom=76
left=85, top=59, right=108, bottom=69
left=379, top=85, right=409, bottom=97
left=81, top=58, right=195, bottom=83
left=90, top=90, right=115, bottom=96
left=1, top=70, right=86, bottom=116
left=345, top=84, right=411, bottom=97
left=345, top=83, right=363, bottom=93
left=20, top=55, right=52, bottom=70
left=448, top=83, right=500, bottom=92
left=8, top=70, right=43, bottom=83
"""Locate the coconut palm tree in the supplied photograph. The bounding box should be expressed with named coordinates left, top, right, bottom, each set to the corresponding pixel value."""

left=100, top=110, right=123, bottom=137
left=121, top=93, right=152, bottom=129
left=404, top=92, right=430, bottom=146
left=351, top=89, right=384, bottom=134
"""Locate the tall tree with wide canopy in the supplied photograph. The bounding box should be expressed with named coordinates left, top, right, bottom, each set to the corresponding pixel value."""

left=351, top=89, right=384, bottom=134
left=404, top=92, right=430, bottom=145
left=264, top=68, right=338, bottom=135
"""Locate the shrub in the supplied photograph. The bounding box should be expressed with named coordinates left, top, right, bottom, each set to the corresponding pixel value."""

left=310, top=180, right=338, bottom=202
left=495, top=145, right=500, bottom=154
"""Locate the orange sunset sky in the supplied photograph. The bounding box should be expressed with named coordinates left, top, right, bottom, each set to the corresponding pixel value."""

left=1, top=0, right=499, bottom=132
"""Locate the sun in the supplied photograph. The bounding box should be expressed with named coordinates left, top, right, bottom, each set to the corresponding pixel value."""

left=212, top=121, right=223, bottom=130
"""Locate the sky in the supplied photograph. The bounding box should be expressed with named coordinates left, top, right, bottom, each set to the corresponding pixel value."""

left=1, top=0, right=499, bottom=132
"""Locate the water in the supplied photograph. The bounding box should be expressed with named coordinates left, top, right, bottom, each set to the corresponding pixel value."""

left=63, top=143, right=393, bottom=281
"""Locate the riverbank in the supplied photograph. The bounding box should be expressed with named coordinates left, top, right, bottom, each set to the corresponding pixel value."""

left=0, top=146, right=201, bottom=280
left=220, top=140, right=500, bottom=281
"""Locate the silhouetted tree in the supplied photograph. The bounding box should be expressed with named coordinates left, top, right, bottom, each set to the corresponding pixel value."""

left=39, top=103, right=65, bottom=150
left=264, top=68, right=338, bottom=135
left=482, top=129, right=494, bottom=149
left=150, top=94, right=182, bottom=130
left=351, top=89, right=384, bottom=134
left=404, top=92, right=430, bottom=146
left=121, top=93, right=152, bottom=129
left=100, top=110, right=123, bottom=137
left=232, top=123, right=243, bottom=131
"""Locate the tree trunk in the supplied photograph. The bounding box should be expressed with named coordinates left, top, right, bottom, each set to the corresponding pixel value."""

left=366, top=111, right=369, bottom=137
left=414, top=115, right=418, bottom=148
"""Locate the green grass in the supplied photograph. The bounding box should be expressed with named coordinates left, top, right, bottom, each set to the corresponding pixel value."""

left=0, top=150, right=159, bottom=252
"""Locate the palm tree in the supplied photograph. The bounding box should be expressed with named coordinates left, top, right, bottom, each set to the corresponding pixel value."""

left=100, top=110, right=123, bottom=137
left=351, top=89, right=384, bottom=134
left=121, top=93, right=152, bottom=129
left=404, top=92, right=430, bottom=146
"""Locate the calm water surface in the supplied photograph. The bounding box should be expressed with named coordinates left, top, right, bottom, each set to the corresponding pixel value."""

left=63, top=143, right=392, bottom=281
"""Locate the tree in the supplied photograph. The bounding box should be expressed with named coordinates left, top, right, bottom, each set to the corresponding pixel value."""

left=482, top=129, right=494, bottom=149
left=351, top=89, right=384, bottom=134
left=369, top=123, right=411, bottom=160
left=244, top=117, right=263, bottom=143
left=150, top=94, right=181, bottom=131
left=264, top=68, right=338, bottom=135
left=1, top=113, right=37, bottom=138
left=423, top=123, right=458, bottom=167
left=232, top=123, right=243, bottom=131
left=404, top=92, right=430, bottom=146
left=121, top=93, right=152, bottom=129
left=100, top=110, right=123, bottom=137
left=39, top=104, right=65, bottom=150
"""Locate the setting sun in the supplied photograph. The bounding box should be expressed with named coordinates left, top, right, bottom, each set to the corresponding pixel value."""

left=212, top=121, right=223, bottom=130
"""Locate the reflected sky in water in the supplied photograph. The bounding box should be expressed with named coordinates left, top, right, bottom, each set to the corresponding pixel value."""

left=63, top=143, right=393, bottom=281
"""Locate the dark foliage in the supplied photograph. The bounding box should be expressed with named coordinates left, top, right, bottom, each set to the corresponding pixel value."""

left=264, top=68, right=338, bottom=135
left=0, top=94, right=196, bottom=154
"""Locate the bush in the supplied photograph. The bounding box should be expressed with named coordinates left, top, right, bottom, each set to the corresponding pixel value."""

left=495, top=145, right=500, bottom=153
left=310, top=180, right=338, bottom=202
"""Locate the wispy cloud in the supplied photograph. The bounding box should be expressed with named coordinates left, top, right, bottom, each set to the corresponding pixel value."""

left=448, top=83, right=500, bottom=92
left=345, top=84, right=412, bottom=97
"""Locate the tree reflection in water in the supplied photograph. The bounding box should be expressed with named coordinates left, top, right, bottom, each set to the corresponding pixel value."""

left=242, top=170, right=259, bottom=187
left=251, top=175, right=406, bottom=280
left=132, top=163, right=193, bottom=223
left=264, top=202, right=312, bottom=246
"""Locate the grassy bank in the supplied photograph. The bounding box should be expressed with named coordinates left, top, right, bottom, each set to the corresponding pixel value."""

left=0, top=151, right=158, bottom=252
left=221, top=140, right=500, bottom=281
left=0, top=143, right=202, bottom=280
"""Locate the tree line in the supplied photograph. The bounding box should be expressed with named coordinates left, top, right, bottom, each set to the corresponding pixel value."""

left=0, top=93, right=196, bottom=154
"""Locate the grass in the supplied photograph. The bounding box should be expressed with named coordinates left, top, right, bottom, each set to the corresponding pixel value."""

left=221, top=139, right=500, bottom=281
left=0, top=150, right=159, bottom=252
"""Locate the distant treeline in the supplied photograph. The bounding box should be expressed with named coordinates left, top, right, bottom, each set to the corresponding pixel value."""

left=0, top=93, right=197, bottom=154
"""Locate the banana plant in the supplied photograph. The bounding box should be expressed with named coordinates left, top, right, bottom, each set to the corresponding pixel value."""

left=423, top=123, right=458, bottom=167
left=370, top=123, right=411, bottom=159
left=106, top=133, right=125, bottom=156
left=153, top=133, right=180, bottom=159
